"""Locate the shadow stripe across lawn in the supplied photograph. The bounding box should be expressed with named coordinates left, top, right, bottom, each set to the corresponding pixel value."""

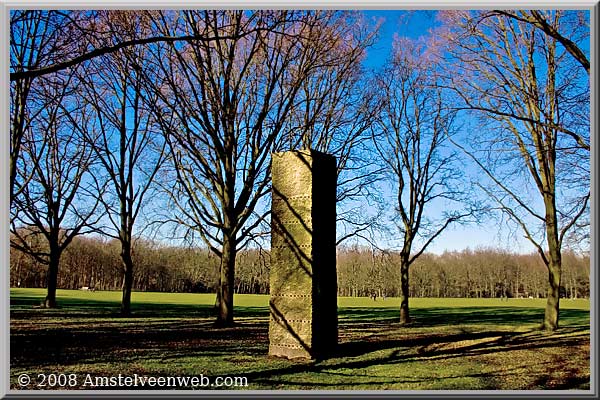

left=9, top=289, right=590, bottom=390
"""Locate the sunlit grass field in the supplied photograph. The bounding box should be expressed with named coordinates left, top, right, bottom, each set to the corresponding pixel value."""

left=10, top=288, right=590, bottom=391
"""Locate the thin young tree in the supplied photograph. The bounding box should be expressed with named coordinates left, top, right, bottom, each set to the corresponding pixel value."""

left=439, top=10, right=590, bottom=330
left=372, top=38, right=475, bottom=324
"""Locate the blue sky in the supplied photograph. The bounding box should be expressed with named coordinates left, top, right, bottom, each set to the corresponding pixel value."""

left=362, top=10, right=439, bottom=69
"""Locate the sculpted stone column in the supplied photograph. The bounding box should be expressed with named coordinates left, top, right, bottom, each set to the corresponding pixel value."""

left=268, top=150, right=337, bottom=359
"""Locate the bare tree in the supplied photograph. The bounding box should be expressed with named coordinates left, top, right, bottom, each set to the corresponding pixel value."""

left=71, top=12, right=167, bottom=316
left=372, top=38, right=476, bottom=324
left=144, top=10, right=378, bottom=325
left=439, top=10, right=590, bottom=330
left=10, top=68, right=103, bottom=308
left=144, top=10, right=320, bottom=325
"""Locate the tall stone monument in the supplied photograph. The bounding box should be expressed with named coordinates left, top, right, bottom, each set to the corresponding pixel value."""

left=269, top=149, right=337, bottom=359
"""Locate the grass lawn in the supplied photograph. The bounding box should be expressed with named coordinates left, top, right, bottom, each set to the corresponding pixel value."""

left=10, top=288, right=590, bottom=391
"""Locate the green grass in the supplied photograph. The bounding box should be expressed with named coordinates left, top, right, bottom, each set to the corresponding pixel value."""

left=10, top=288, right=590, bottom=391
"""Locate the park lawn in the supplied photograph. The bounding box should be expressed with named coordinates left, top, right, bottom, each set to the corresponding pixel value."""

left=9, top=288, right=590, bottom=391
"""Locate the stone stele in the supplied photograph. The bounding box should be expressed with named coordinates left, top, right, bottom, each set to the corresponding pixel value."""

left=269, top=149, right=338, bottom=360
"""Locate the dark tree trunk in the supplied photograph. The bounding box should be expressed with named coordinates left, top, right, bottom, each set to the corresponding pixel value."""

left=542, top=253, right=561, bottom=331
left=216, top=233, right=236, bottom=326
left=543, top=259, right=561, bottom=331
left=120, top=242, right=134, bottom=316
left=399, top=253, right=411, bottom=324
left=542, top=194, right=562, bottom=331
left=44, top=250, right=59, bottom=308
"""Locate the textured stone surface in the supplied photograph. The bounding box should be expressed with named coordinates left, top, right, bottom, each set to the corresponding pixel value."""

left=269, top=150, right=337, bottom=360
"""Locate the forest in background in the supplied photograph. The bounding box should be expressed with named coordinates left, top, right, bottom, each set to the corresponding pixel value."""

left=10, top=234, right=589, bottom=300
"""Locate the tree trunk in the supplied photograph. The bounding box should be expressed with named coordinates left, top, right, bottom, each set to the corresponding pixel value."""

left=399, top=255, right=411, bottom=324
left=542, top=261, right=561, bottom=330
left=542, top=200, right=562, bottom=330
left=120, top=243, right=134, bottom=316
left=216, top=234, right=236, bottom=326
left=44, top=250, right=60, bottom=308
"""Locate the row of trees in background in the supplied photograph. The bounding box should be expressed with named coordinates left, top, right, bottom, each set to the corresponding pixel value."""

left=10, top=237, right=590, bottom=300
left=338, top=246, right=589, bottom=300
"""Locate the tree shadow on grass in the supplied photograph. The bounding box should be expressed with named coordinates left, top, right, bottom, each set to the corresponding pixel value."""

left=10, top=297, right=590, bottom=390
left=339, top=306, right=590, bottom=327
left=11, top=317, right=271, bottom=368
left=10, top=295, right=269, bottom=319
left=240, top=327, right=589, bottom=389
left=249, top=362, right=551, bottom=389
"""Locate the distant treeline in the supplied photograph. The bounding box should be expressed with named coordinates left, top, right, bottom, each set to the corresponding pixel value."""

left=10, top=235, right=589, bottom=299
left=337, top=247, right=589, bottom=300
